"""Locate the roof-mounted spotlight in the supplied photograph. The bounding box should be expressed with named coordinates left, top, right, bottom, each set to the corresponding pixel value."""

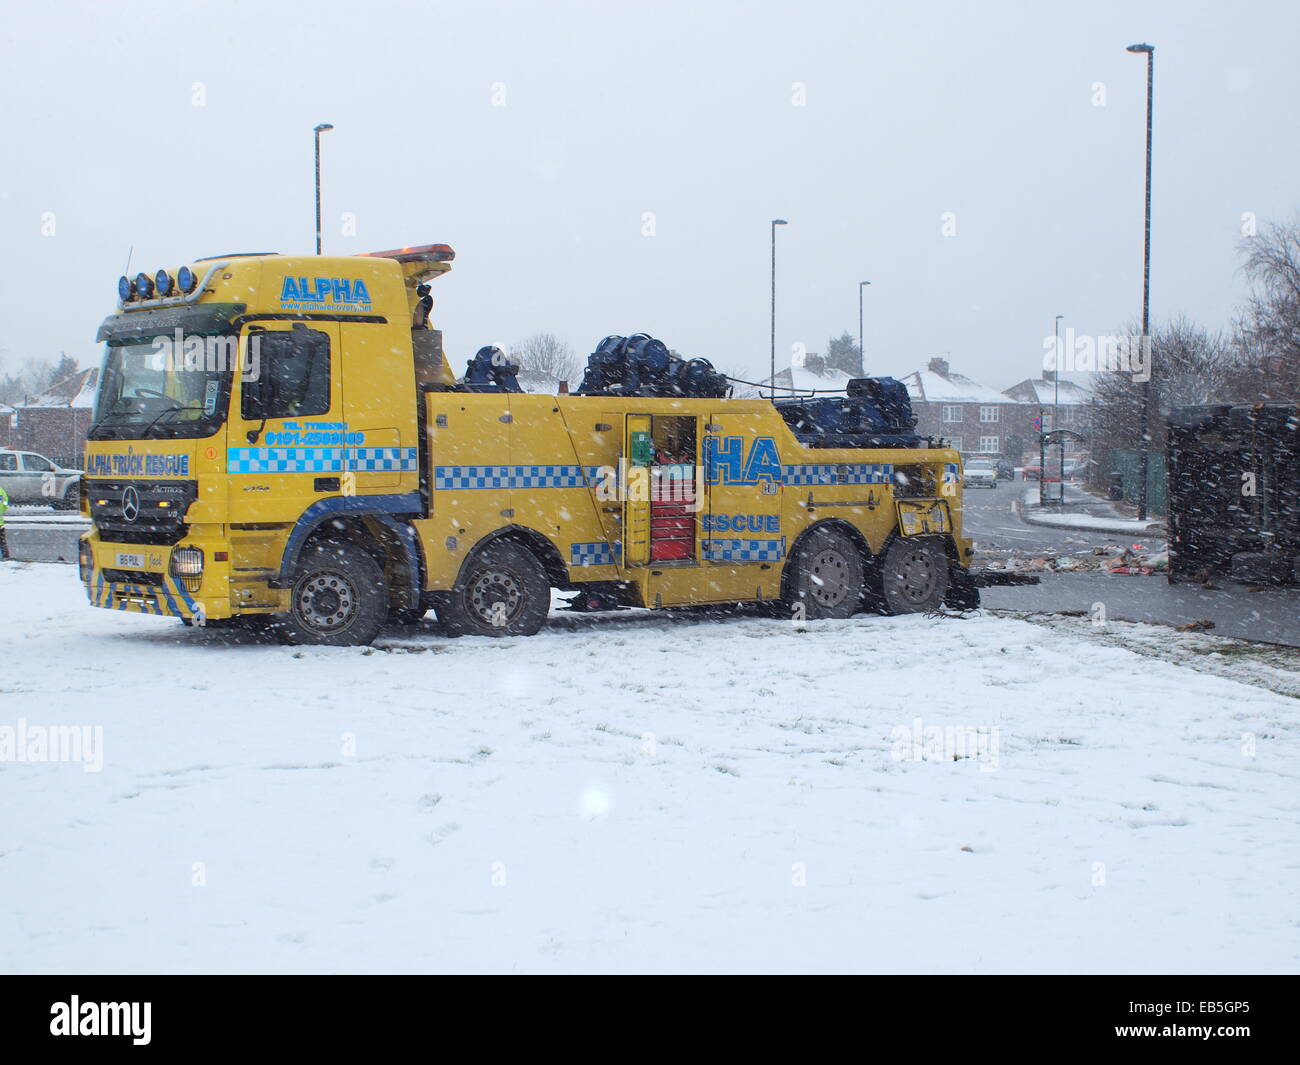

left=155, top=269, right=175, bottom=297
left=134, top=272, right=155, bottom=299
left=117, top=275, right=133, bottom=302
left=177, top=265, right=198, bottom=293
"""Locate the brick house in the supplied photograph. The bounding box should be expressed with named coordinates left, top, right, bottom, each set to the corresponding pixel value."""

left=897, top=357, right=1029, bottom=457
left=5, top=367, right=99, bottom=469
left=1002, top=370, right=1091, bottom=460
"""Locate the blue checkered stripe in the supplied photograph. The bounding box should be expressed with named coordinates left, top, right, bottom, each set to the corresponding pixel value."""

left=780, top=463, right=894, bottom=486
left=351, top=447, right=419, bottom=472
left=570, top=541, right=621, bottom=566
left=434, top=465, right=604, bottom=490
left=702, top=537, right=786, bottom=562
left=227, top=447, right=418, bottom=474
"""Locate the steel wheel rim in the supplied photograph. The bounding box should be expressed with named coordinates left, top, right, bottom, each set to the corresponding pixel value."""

left=897, top=548, right=938, bottom=604
left=469, top=567, right=524, bottom=627
left=809, top=548, right=854, bottom=608
left=297, top=570, right=358, bottom=633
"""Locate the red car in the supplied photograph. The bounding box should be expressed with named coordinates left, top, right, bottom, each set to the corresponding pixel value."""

left=1021, top=464, right=1060, bottom=483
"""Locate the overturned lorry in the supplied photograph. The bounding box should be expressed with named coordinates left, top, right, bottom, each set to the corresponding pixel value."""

left=1167, top=403, right=1300, bottom=585
left=81, top=243, right=984, bottom=646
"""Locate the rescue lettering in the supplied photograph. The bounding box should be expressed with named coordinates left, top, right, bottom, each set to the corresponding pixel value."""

left=701, top=513, right=780, bottom=534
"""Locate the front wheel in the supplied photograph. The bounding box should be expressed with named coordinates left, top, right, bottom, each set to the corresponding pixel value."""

left=273, top=542, right=388, bottom=646
left=784, top=525, right=865, bottom=619
left=878, top=538, right=949, bottom=614
left=436, top=540, right=551, bottom=637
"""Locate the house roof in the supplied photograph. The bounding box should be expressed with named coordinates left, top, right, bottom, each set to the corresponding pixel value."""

left=743, top=364, right=853, bottom=398
left=20, top=366, right=99, bottom=409
left=1002, top=377, right=1091, bottom=405
left=898, top=368, right=1012, bottom=405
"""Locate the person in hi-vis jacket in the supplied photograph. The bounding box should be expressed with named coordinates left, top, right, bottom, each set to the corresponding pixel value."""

left=0, top=484, right=10, bottom=560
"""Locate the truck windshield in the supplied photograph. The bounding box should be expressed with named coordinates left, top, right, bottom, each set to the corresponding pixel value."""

left=90, top=337, right=233, bottom=440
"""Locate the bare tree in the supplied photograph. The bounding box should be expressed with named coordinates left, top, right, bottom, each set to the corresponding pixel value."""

left=512, top=333, right=581, bottom=387
left=0, top=352, right=60, bottom=406
left=1086, top=316, right=1239, bottom=476
left=1237, top=216, right=1300, bottom=400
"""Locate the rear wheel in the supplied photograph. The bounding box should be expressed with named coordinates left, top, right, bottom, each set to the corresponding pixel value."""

left=879, top=538, right=949, bottom=614
left=273, top=541, right=388, bottom=646
left=436, top=540, right=550, bottom=637
left=784, top=525, right=865, bottom=619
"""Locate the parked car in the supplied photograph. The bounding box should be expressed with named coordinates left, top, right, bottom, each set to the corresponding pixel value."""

left=1020, top=463, right=1061, bottom=483
left=0, top=449, right=81, bottom=509
left=963, top=458, right=998, bottom=489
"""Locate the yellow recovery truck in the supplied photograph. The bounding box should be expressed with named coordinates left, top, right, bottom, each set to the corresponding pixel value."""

left=81, top=243, right=980, bottom=645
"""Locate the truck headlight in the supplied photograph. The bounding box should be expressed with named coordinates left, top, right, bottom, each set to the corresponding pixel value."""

left=78, top=539, right=94, bottom=582
left=170, top=547, right=204, bottom=591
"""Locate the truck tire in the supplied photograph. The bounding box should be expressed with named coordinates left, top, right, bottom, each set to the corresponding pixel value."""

left=273, top=541, right=388, bottom=646
left=437, top=540, right=550, bottom=637
left=879, top=537, right=949, bottom=614
left=784, top=525, right=865, bottom=620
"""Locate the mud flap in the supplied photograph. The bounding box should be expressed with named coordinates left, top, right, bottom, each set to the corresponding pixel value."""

left=944, top=566, right=981, bottom=610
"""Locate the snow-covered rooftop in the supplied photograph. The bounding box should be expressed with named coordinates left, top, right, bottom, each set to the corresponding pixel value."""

left=21, top=366, right=98, bottom=409
left=1003, top=376, right=1091, bottom=405
left=744, top=363, right=853, bottom=397
left=898, top=368, right=1011, bottom=405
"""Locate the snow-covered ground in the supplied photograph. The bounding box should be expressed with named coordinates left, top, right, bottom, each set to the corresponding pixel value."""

left=1, top=560, right=1297, bottom=974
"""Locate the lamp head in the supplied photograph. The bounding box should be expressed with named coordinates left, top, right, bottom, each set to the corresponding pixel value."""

left=314, top=123, right=335, bottom=133
left=1126, top=43, right=1153, bottom=54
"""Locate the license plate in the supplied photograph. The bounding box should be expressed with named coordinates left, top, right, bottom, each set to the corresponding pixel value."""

left=115, top=552, right=146, bottom=569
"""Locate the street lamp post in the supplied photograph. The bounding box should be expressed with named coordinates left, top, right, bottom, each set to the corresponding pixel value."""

left=858, top=281, right=871, bottom=377
left=1127, top=43, right=1154, bottom=520
left=769, top=219, right=788, bottom=400
left=314, top=123, right=334, bottom=255
left=1054, top=313, right=1064, bottom=505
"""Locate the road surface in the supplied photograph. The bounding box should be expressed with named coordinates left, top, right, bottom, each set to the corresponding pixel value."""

left=965, top=482, right=1300, bottom=646
left=3, top=510, right=86, bottom=563
left=960, top=481, right=1146, bottom=560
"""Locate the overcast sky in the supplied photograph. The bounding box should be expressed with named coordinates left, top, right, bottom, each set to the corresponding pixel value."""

left=1, top=0, right=1296, bottom=391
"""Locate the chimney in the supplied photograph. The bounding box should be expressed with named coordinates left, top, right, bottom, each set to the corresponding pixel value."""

left=927, top=356, right=949, bottom=375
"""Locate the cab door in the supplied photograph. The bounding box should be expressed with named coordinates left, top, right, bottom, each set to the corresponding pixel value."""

left=703, top=412, right=785, bottom=564
left=227, top=321, right=343, bottom=524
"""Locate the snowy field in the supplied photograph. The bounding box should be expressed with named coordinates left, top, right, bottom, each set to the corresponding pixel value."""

left=1, top=560, right=1297, bottom=974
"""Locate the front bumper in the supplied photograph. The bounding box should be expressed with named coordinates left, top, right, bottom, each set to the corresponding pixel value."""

left=81, top=532, right=232, bottom=620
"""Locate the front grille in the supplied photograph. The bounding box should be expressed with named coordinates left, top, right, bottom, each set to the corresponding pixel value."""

left=102, top=569, right=165, bottom=586
left=88, top=480, right=198, bottom=545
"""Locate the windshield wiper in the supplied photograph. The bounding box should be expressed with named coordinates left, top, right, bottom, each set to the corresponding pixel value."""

left=139, top=405, right=204, bottom=438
